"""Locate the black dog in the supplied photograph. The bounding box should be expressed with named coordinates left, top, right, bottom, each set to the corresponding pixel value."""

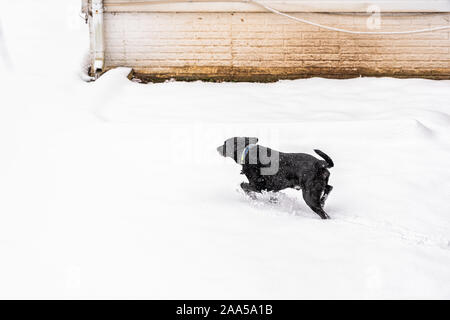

left=217, top=137, right=334, bottom=219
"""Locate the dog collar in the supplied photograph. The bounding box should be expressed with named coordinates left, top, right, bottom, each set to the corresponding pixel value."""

left=240, top=144, right=256, bottom=164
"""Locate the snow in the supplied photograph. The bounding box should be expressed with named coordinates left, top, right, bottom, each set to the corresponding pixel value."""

left=0, top=0, right=450, bottom=299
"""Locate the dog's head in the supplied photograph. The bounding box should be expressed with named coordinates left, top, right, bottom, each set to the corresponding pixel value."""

left=217, top=137, right=258, bottom=163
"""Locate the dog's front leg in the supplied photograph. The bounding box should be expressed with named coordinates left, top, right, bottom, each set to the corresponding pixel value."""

left=240, top=182, right=260, bottom=199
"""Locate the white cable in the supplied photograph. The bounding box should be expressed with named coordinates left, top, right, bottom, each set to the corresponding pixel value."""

left=249, top=0, right=450, bottom=35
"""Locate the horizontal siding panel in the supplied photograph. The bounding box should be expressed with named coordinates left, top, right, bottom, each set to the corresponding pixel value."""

left=93, top=11, right=450, bottom=79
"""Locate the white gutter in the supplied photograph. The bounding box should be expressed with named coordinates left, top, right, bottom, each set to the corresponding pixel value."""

left=92, top=0, right=105, bottom=76
left=103, top=0, right=450, bottom=13
left=81, top=0, right=89, bottom=19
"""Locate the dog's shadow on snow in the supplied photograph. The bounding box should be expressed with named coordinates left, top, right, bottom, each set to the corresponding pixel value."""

left=236, top=188, right=335, bottom=220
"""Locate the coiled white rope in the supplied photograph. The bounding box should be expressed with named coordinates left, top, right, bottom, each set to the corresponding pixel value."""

left=249, top=0, right=450, bottom=35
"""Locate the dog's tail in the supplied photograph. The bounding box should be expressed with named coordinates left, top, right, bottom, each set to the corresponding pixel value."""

left=314, top=149, right=334, bottom=168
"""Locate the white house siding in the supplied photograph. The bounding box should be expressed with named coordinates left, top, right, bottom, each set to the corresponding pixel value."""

left=90, top=1, right=450, bottom=80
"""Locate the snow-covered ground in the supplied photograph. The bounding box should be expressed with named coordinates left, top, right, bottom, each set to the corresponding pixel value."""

left=0, top=1, right=449, bottom=299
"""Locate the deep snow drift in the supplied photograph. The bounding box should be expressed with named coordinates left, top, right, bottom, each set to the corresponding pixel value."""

left=0, top=1, right=449, bottom=299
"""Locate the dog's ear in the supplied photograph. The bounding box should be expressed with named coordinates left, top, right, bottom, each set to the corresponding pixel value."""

left=247, top=137, right=258, bottom=145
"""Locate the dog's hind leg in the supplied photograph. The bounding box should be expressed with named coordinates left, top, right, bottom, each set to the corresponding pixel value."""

left=320, top=185, right=333, bottom=207
left=302, top=188, right=330, bottom=219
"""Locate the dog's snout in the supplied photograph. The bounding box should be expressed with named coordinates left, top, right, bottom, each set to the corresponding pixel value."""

left=217, top=145, right=225, bottom=156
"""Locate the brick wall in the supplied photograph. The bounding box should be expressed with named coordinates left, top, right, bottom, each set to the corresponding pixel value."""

left=98, top=12, right=450, bottom=80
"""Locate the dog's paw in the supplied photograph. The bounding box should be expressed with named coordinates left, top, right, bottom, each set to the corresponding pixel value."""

left=269, top=196, right=278, bottom=204
left=237, top=184, right=257, bottom=200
